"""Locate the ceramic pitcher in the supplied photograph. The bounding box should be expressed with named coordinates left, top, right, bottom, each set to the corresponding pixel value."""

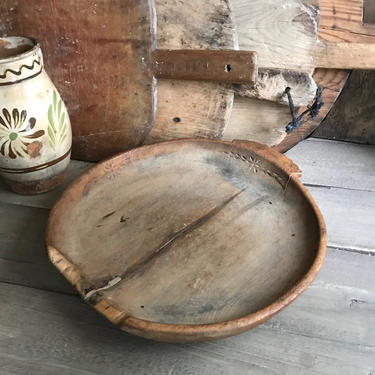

left=0, top=36, right=71, bottom=194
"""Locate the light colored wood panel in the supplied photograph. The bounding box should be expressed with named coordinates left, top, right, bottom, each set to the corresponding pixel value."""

left=309, top=185, right=375, bottom=253
left=224, top=96, right=290, bottom=146
left=146, top=81, right=233, bottom=143
left=232, top=0, right=319, bottom=72
left=316, top=42, right=375, bottom=69
left=286, top=139, right=375, bottom=191
left=0, top=247, right=374, bottom=374
left=0, top=160, right=93, bottom=209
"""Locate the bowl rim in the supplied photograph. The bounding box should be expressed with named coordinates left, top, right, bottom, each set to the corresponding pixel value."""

left=46, top=137, right=327, bottom=341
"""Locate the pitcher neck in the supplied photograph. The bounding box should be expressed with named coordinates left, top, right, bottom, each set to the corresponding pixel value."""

left=0, top=37, right=44, bottom=87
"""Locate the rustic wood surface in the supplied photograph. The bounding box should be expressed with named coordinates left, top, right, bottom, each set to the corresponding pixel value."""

left=115, top=0, right=239, bottom=150
left=153, top=50, right=257, bottom=84
left=226, top=0, right=351, bottom=151
left=313, top=70, right=375, bottom=145
left=0, top=0, right=159, bottom=161
left=312, top=0, right=375, bottom=145
left=275, top=69, right=350, bottom=153
left=0, top=0, right=352, bottom=159
left=45, top=139, right=325, bottom=341
left=233, top=69, right=317, bottom=107
left=0, top=0, right=241, bottom=161
left=0, top=139, right=374, bottom=372
left=317, top=0, right=375, bottom=69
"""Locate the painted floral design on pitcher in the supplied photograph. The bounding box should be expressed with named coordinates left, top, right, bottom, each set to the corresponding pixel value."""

left=0, top=108, right=44, bottom=159
left=0, top=36, right=72, bottom=194
left=48, top=91, right=68, bottom=149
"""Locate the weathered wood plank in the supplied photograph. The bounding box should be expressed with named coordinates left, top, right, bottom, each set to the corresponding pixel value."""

left=309, top=185, right=375, bottom=253
left=0, top=202, right=74, bottom=294
left=317, top=0, right=375, bottom=69
left=0, top=247, right=374, bottom=374
left=232, top=0, right=319, bottom=72
left=223, top=96, right=290, bottom=147
left=286, top=138, right=375, bottom=191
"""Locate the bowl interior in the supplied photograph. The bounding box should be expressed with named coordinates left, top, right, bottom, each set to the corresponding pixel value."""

left=48, top=141, right=321, bottom=325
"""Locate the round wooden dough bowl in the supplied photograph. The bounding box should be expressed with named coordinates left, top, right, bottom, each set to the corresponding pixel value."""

left=46, top=139, right=326, bottom=342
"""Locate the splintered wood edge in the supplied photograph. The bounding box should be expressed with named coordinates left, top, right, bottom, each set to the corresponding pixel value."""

left=275, top=69, right=350, bottom=153
left=46, top=138, right=327, bottom=342
left=47, top=245, right=129, bottom=325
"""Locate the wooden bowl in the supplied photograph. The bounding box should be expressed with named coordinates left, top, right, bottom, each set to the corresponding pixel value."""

left=46, top=139, right=326, bottom=342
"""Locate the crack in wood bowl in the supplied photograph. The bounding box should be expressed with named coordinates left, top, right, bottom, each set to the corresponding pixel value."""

left=46, top=139, right=326, bottom=342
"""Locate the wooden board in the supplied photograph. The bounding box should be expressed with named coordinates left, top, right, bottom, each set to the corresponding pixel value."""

left=46, top=139, right=325, bottom=341
left=286, top=138, right=375, bottom=191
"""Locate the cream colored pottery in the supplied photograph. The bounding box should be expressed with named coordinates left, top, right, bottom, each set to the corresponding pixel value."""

left=0, top=36, right=72, bottom=194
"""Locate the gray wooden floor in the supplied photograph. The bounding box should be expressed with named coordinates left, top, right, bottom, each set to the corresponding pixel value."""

left=0, top=138, right=374, bottom=374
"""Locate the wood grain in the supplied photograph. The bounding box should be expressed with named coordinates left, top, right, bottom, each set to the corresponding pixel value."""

left=0, top=139, right=374, bottom=371
left=309, top=185, right=375, bottom=253
left=0, top=202, right=74, bottom=294
left=148, top=0, right=326, bottom=149
left=0, top=0, right=350, bottom=154
left=286, top=138, right=375, bottom=192
left=46, top=139, right=325, bottom=341
left=233, top=69, right=317, bottom=107
left=145, top=0, right=237, bottom=145
left=223, top=97, right=290, bottom=147
left=226, top=0, right=349, bottom=150
left=316, top=0, right=375, bottom=68
left=232, top=0, right=319, bottom=73
left=0, top=0, right=157, bottom=161
left=312, top=1, right=375, bottom=144
left=0, top=246, right=374, bottom=374
left=153, top=50, right=257, bottom=84
left=0, top=0, right=241, bottom=160
left=275, top=69, right=350, bottom=153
